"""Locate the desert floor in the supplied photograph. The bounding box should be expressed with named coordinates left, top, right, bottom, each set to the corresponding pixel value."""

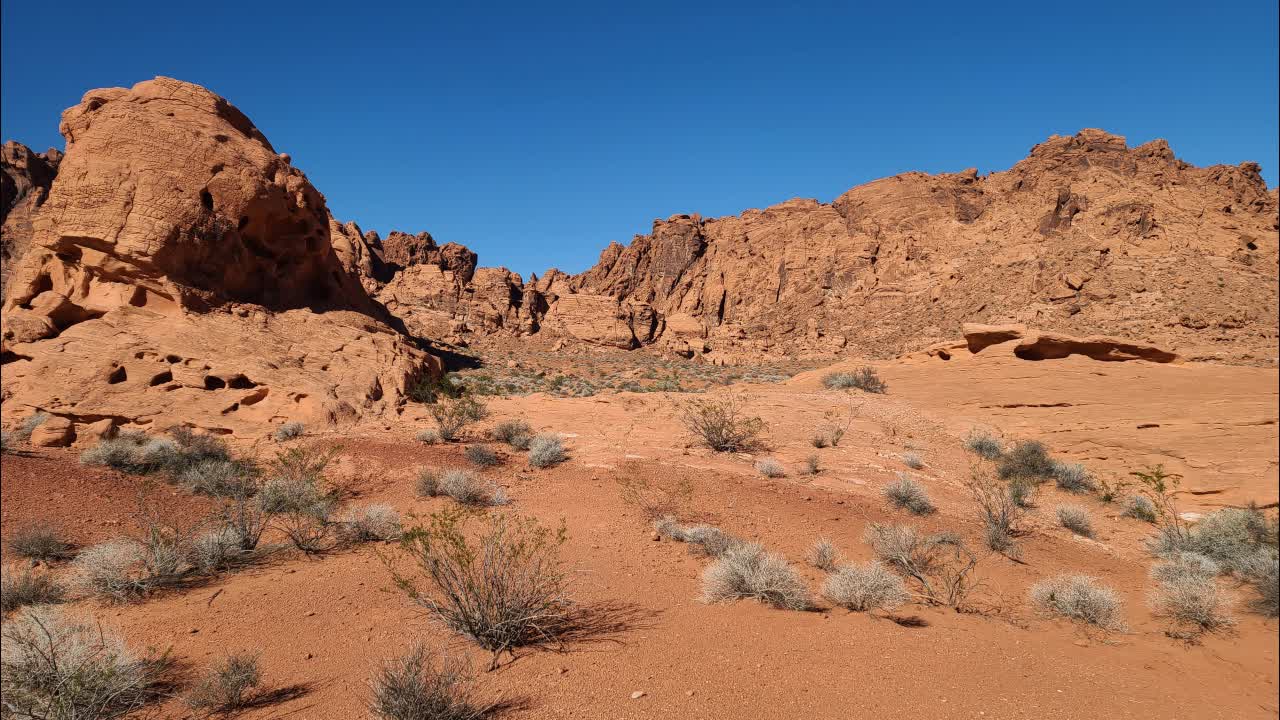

left=2, top=347, right=1277, bottom=719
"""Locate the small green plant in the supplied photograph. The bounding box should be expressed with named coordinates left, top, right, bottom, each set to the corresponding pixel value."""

left=430, top=396, right=489, bottom=442
left=822, top=367, right=887, bottom=393
left=1096, top=476, right=1130, bottom=503
left=997, top=440, right=1056, bottom=483
left=389, top=509, right=572, bottom=670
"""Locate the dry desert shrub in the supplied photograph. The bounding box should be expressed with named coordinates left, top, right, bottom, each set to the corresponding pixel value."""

left=653, top=517, right=745, bottom=558
left=801, top=454, right=821, bottom=475
left=755, top=458, right=785, bottom=478
left=430, top=396, right=489, bottom=442
left=822, top=562, right=910, bottom=612
left=701, top=542, right=811, bottom=610
left=178, top=458, right=258, bottom=498
left=883, top=473, right=935, bottom=515
left=71, top=539, right=158, bottom=602
left=864, top=523, right=979, bottom=608
left=0, top=430, right=13, bottom=454
left=417, top=468, right=442, bottom=497
left=439, top=469, right=508, bottom=507
left=416, top=429, right=442, bottom=445
left=389, top=509, right=573, bottom=669
left=1122, top=495, right=1158, bottom=523
left=186, top=652, right=263, bottom=712
left=490, top=420, right=533, bottom=450
left=343, top=503, right=404, bottom=542
left=1149, top=574, right=1235, bottom=632
left=14, top=411, right=49, bottom=440
left=963, top=431, right=1003, bottom=460
left=679, top=396, right=765, bottom=452
left=7, top=526, right=75, bottom=562
left=527, top=433, right=567, bottom=468
left=808, top=538, right=840, bottom=572
left=900, top=452, right=924, bottom=470
left=274, top=421, right=305, bottom=442
left=1237, top=549, right=1279, bottom=617
left=0, top=607, right=168, bottom=719
left=619, top=475, right=693, bottom=520
left=370, top=644, right=491, bottom=720
left=1057, top=504, right=1095, bottom=538
left=1030, top=574, right=1125, bottom=630
left=996, top=440, right=1056, bottom=483
left=822, top=367, right=887, bottom=394
left=1, top=565, right=67, bottom=614
left=1051, top=461, right=1094, bottom=493
left=1150, top=552, right=1221, bottom=583
left=191, top=527, right=245, bottom=573
left=464, top=444, right=500, bottom=468
left=963, top=462, right=1024, bottom=558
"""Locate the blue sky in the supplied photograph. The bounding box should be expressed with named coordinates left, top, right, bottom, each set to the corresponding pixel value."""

left=3, top=1, right=1277, bottom=278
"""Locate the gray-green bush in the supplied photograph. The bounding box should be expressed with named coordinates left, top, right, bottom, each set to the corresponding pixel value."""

left=464, top=445, right=500, bottom=468
left=0, top=607, right=166, bottom=719
left=527, top=433, right=566, bottom=468
left=883, top=474, right=935, bottom=515
left=1, top=566, right=66, bottom=613
left=822, top=367, right=887, bottom=394
left=489, top=420, right=533, bottom=450
left=1030, top=575, right=1125, bottom=630
left=701, top=542, right=811, bottom=610
left=963, top=432, right=1003, bottom=460
left=186, top=652, right=262, bottom=712
left=1056, top=505, right=1094, bottom=538
left=370, top=644, right=489, bottom=720
left=7, top=526, right=75, bottom=562
left=755, top=458, right=785, bottom=478
left=822, top=561, right=909, bottom=612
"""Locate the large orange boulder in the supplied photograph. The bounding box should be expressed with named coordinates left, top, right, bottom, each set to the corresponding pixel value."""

left=0, top=78, right=438, bottom=437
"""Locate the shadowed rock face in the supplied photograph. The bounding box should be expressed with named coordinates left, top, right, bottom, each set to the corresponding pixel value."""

left=1, top=141, right=62, bottom=289
left=0, top=77, right=438, bottom=439
left=358, top=129, right=1276, bottom=364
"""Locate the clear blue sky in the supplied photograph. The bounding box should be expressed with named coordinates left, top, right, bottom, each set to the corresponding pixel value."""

left=3, top=1, right=1277, bottom=278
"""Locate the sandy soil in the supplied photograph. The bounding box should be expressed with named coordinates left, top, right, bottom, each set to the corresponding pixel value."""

left=2, top=351, right=1277, bottom=719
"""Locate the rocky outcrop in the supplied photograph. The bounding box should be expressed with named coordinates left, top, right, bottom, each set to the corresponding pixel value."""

left=959, top=323, right=1178, bottom=363
left=1, top=141, right=62, bottom=291
left=1, top=78, right=438, bottom=438
left=560, top=129, right=1278, bottom=363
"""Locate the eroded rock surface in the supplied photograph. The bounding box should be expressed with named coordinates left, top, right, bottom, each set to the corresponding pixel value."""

left=1, top=77, right=438, bottom=437
left=1, top=141, right=62, bottom=290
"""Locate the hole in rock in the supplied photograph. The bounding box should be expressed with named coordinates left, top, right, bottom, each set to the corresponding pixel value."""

left=150, top=371, right=173, bottom=386
left=106, top=366, right=127, bottom=384
left=204, top=376, right=227, bottom=390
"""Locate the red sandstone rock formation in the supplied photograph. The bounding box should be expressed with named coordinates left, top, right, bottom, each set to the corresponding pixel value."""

left=0, top=78, right=438, bottom=440
left=1, top=141, right=61, bottom=289
left=558, top=130, right=1278, bottom=363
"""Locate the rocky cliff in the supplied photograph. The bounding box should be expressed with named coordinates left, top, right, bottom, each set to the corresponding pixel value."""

left=1, top=141, right=62, bottom=291
left=348, top=129, right=1277, bottom=364
left=0, top=78, right=439, bottom=441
